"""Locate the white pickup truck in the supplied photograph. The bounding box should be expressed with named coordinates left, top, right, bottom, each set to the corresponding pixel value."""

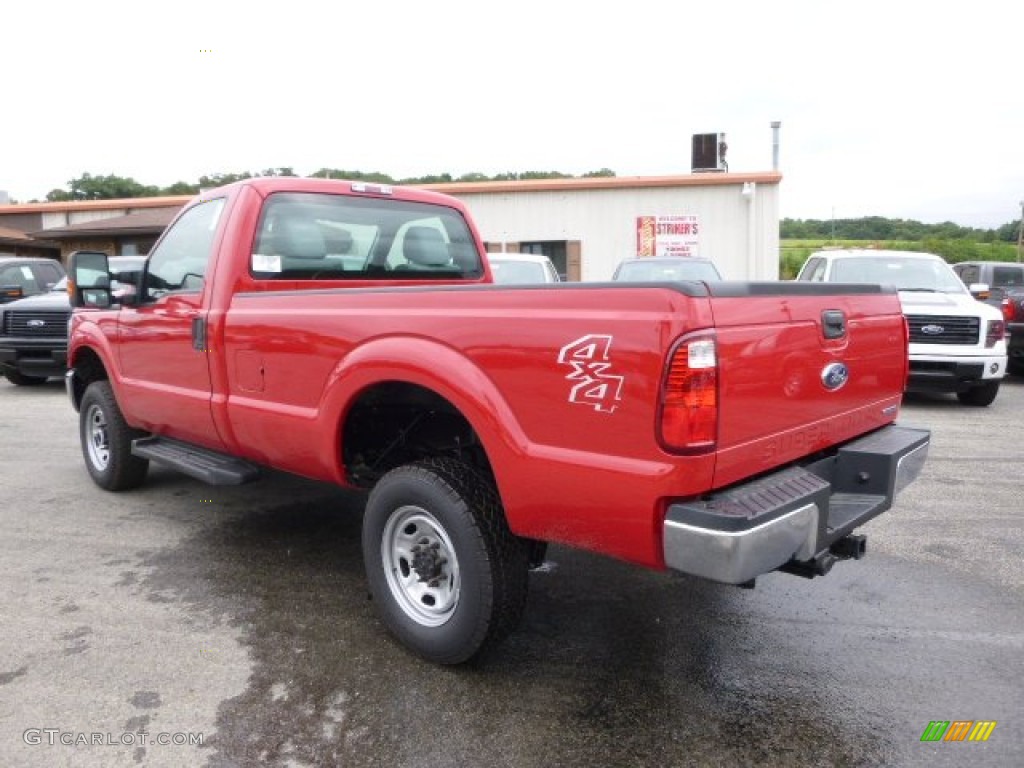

left=796, top=249, right=1007, bottom=406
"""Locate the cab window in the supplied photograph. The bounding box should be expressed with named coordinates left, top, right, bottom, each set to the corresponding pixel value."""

left=145, top=198, right=225, bottom=299
left=250, top=192, right=482, bottom=281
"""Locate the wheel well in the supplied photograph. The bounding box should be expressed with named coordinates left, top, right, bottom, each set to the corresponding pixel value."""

left=342, top=382, right=493, bottom=489
left=69, top=347, right=109, bottom=409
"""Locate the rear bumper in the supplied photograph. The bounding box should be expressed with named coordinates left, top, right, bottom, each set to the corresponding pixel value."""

left=663, top=424, right=930, bottom=584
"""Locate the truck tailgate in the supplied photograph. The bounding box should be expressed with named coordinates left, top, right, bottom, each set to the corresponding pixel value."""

left=707, top=284, right=907, bottom=489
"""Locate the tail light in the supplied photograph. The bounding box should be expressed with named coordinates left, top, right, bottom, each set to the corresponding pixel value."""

left=902, top=315, right=911, bottom=388
left=985, top=319, right=1005, bottom=348
left=1002, top=297, right=1018, bottom=324
left=659, top=331, right=717, bottom=453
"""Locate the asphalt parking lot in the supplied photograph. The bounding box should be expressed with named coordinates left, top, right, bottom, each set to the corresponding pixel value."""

left=1, top=377, right=1022, bottom=768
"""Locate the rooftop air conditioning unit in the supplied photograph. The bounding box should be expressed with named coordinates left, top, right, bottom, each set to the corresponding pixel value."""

left=691, top=133, right=726, bottom=173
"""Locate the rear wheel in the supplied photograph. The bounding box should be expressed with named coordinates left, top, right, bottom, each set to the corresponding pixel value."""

left=4, top=370, right=48, bottom=386
left=362, top=458, right=529, bottom=664
left=79, top=381, right=149, bottom=490
left=957, top=380, right=1000, bottom=407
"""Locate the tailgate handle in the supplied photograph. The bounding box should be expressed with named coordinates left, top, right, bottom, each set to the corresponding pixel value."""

left=822, top=310, right=846, bottom=340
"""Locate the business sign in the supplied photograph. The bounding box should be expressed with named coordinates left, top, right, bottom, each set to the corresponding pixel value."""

left=635, top=215, right=700, bottom=257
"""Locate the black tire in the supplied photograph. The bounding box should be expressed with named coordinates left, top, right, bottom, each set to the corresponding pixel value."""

left=79, top=380, right=149, bottom=490
left=362, top=458, right=530, bottom=664
left=956, top=380, right=1000, bottom=407
left=4, top=370, right=48, bottom=386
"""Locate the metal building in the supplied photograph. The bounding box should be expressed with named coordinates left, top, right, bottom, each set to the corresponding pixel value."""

left=431, top=171, right=782, bottom=281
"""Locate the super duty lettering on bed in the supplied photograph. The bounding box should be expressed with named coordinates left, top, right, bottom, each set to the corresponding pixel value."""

left=65, top=177, right=929, bottom=664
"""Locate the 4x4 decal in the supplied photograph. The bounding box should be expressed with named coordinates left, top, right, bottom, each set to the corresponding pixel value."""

left=557, top=334, right=624, bottom=413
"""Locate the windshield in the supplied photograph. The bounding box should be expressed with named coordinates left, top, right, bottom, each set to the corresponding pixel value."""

left=831, top=256, right=966, bottom=293
left=615, top=259, right=721, bottom=282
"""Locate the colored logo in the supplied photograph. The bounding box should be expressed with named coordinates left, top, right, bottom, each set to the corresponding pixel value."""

left=820, top=362, right=849, bottom=391
left=920, top=324, right=945, bottom=335
left=920, top=720, right=996, bottom=742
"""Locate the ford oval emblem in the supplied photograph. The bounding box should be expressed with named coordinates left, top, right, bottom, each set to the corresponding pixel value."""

left=921, top=324, right=945, bottom=335
left=821, top=362, right=849, bottom=391
left=27, top=319, right=46, bottom=327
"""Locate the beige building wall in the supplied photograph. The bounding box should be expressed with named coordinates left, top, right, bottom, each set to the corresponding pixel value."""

left=439, top=172, right=781, bottom=281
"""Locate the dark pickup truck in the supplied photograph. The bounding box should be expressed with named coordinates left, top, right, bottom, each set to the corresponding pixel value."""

left=0, top=257, right=144, bottom=386
left=952, top=260, right=1024, bottom=374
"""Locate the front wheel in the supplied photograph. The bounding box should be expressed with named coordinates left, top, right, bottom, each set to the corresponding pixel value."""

left=956, top=380, right=1000, bottom=407
left=79, top=381, right=149, bottom=490
left=362, top=458, right=529, bottom=664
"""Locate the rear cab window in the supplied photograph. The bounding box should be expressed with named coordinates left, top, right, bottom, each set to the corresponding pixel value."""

left=249, top=193, right=483, bottom=282
left=992, top=266, right=1024, bottom=289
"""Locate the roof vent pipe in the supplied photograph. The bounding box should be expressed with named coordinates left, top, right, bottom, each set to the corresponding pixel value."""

left=771, top=121, right=781, bottom=171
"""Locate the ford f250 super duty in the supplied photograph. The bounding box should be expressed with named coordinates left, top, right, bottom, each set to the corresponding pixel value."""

left=65, top=177, right=930, bottom=664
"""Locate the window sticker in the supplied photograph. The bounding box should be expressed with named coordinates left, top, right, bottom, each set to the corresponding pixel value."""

left=252, top=253, right=282, bottom=273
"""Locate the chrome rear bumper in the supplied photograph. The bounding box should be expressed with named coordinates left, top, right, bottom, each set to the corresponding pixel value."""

left=663, top=424, right=930, bottom=584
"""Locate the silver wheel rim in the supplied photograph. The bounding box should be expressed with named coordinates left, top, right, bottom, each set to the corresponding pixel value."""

left=85, top=403, right=110, bottom=471
left=381, top=505, right=460, bottom=627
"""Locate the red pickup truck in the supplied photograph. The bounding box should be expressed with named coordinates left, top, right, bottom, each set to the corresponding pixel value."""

left=66, top=177, right=929, bottom=663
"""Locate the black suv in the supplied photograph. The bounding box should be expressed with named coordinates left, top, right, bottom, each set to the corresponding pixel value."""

left=0, top=256, right=65, bottom=304
left=0, top=256, right=143, bottom=386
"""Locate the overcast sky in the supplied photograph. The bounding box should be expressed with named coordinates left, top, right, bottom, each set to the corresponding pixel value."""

left=3, top=1, right=1020, bottom=228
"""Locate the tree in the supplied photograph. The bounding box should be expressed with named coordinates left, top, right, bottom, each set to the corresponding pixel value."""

left=162, top=181, right=200, bottom=195
left=197, top=172, right=252, bottom=188
left=402, top=173, right=454, bottom=184
left=309, top=168, right=396, bottom=183
left=46, top=172, right=160, bottom=201
left=256, top=167, right=297, bottom=177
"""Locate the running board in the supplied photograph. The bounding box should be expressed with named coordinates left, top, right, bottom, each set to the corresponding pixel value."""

left=131, top=436, right=261, bottom=485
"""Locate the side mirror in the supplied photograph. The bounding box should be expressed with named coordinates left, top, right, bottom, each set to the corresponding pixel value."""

left=68, top=250, right=112, bottom=309
left=968, top=282, right=990, bottom=300
left=110, top=268, right=143, bottom=307
left=1, top=285, right=24, bottom=302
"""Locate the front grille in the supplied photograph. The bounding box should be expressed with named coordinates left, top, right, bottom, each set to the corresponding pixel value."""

left=906, top=314, right=980, bottom=345
left=4, top=310, right=71, bottom=339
